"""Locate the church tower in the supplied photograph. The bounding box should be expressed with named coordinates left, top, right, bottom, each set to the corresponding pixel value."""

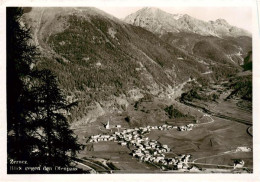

left=105, top=120, right=110, bottom=129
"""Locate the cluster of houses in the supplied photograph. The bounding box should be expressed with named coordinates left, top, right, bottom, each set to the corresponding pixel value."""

left=235, top=146, right=252, bottom=152
left=132, top=146, right=191, bottom=170
left=150, top=124, right=177, bottom=130
left=177, top=124, right=194, bottom=131
left=89, top=124, right=182, bottom=143
left=88, top=125, right=194, bottom=170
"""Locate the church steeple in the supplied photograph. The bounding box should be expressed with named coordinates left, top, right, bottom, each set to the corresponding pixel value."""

left=105, top=120, right=110, bottom=129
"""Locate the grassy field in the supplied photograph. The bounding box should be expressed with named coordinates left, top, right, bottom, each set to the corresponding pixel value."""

left=146, top=115, right=252, bottom=167
left=78, top=143, right=160, bottom=172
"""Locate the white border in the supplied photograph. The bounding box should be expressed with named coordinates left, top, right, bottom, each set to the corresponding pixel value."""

left=0, top=0, right=259, bottom=181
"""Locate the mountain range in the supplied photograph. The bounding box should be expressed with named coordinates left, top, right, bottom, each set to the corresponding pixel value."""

left=21, top=7, right=252, bottom=124
left=124, top=7, right=251, bottom=37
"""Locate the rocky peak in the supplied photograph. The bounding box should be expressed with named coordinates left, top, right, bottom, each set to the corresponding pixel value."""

left=214, top=18, right=230, bottom=26
left=124, top=7, right=251, bottom=37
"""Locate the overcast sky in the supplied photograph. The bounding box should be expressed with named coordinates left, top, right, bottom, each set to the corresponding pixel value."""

left=98, top=7, right=252, bottom=32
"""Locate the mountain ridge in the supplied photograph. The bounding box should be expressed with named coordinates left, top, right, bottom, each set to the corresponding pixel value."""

left=124, top=7, right=251, bottom=37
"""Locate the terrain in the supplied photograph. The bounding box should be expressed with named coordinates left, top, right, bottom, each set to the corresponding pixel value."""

left=21, top=7, right=252, bottom=173
left=21, top=7, right=251, bottom=124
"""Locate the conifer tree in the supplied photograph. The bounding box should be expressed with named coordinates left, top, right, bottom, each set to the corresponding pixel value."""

left=7, top=7, right=38, bottom=162
left=7, top=8, right=81, bottom=172
left=31, top=69, right=81, bottom=167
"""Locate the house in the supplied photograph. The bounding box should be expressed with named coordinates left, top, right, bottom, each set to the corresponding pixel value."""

left=154, top=158, right=160, bottom=163
left=120, top=142, right=127, bottom=146
left=144, top=151, right=149, bottom=154
left=162, top=145, right=168, bottom=148
left=187, top=124, right=194, bottom=127
left=167, top=125, right=172, bottom=129
left=177, top=162, right=183, bottom=169
left=188, top=166, right=201, bottom=172
left=233, top=160, right=245, bottom=169
left=146, top=146, right=151, bottom=149
left=163, top=161, right=168, bottom=165
left=182, top=164, right=188, bottom=169
left=161, top=149, right=166, bottom=153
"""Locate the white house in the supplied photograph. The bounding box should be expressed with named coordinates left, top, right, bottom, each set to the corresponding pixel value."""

left=233, top=160, right=245, bottom=169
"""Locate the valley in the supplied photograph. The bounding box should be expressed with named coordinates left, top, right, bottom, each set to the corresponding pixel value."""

left=73, top=78, right=252, bottom=173
left=20, top=7, right=252, bottom=174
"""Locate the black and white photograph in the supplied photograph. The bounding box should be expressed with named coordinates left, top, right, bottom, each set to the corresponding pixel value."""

left=1, top=0, right=259, bottom=181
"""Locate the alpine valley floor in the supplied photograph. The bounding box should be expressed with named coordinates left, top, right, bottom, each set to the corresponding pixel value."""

left=72, top=81, right=252, bottom=173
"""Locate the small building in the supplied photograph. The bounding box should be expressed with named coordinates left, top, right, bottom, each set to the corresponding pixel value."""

left=234, top=160, right=245, bottom=169
left=188, top=165, right=201, bottom=172
left=121, top=142, right=127, bottom=146
left=177, top=162, right=183, bottom=169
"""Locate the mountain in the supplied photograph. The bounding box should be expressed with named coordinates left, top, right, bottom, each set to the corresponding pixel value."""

left=124, top=7, right=251, bottom=37
left=21, top=7, right=250, bottom=125
left=124, top=7, right=252, bottom=68
left=160, top=32, right=252, bottom=66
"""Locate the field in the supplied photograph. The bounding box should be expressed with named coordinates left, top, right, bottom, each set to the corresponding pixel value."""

left=147, top=116, right=252, bottom=162
left=77, top=141, right=160, bottom=173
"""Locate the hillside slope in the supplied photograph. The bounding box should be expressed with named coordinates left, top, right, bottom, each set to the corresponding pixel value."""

left=21, top=7, right=246, bottom=124
left=161, top=32, right=252, bottom=66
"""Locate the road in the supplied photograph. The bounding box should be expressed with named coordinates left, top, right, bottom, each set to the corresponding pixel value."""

left=247, top=126, right=253, bottom=137
left=188, top=162, right=253, bottom=171
left=188, top=162, right=234, bottom=168
left=181, top=100, right=252, bottom=126
left=74, top=160, right=97, bottom=174
left=192, top=150, right=236, bottom=163
left=79, top=158, right=108, bottom=171
left=196, top=109, right=215, bottom=125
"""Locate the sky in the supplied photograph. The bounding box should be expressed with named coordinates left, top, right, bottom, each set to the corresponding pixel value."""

left=98, top=7, right=252, bottom=32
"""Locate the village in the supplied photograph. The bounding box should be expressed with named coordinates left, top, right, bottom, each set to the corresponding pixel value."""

left=88, top=121, right=198, bottom=171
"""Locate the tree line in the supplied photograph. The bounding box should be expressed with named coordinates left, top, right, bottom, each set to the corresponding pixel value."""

left=7, top=8, right=82, bottom=173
